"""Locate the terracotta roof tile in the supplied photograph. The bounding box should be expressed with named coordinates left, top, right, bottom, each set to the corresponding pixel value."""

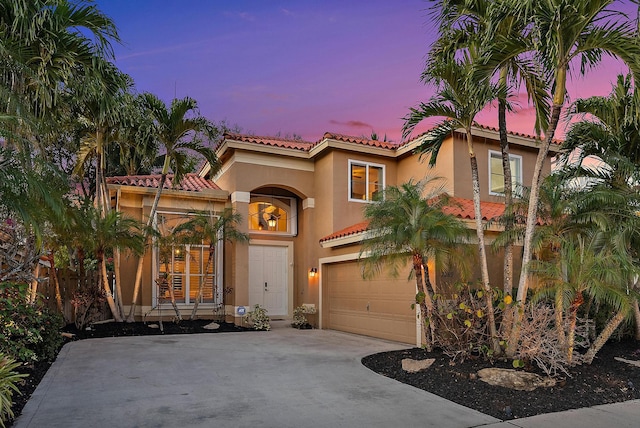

left=107, top=173, right=220, bottom=192
left=319, top=221, right=369, bottom=243
left=320, top=132, right=400, bottom=150
left=472, top=123, right=563, bottom=145
left=225, top=132, right=314, bottom=151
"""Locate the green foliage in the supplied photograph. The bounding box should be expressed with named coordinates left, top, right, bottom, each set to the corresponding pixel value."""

left=0, top=283, right=63, bottom=363
left=244, top=304, right=271, bottom=331
left=0, top=353, right=27, bottom=427
left=291, top=305, right=316, bottom=329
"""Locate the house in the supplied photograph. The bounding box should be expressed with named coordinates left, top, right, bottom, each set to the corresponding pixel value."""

left=108, top=125, right=560, bottom=345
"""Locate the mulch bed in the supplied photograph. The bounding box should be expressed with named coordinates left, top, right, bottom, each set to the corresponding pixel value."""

left=9, top=320, right=249, bottom=427
left=362, top=339, right=640, bottom=420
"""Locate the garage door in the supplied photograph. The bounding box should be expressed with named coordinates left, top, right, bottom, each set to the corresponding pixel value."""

left=323, top=260, right=417, bottom=344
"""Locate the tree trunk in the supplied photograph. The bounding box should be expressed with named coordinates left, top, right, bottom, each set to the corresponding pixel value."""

left=47, top=254, right=64, bottom=315
left=555, top=287, right=566, bottom=352
left=190, top=245, right=214, bottom=320
left=633, top=298, right=640, bottom=340
left=413, top=254, right=434, bottom=351
left=507, top=103, right=563, bottom=358
left=497, top=77, right=514, bottom=297
left=127, top=163, right=170, bottom=322
left=566, top=293, right=583, bottom=363
left=99, top=252, right=122, bottom=322
left=584, top=308, right=628, bottom=365
left=466, top=128, right=501, bottom=355
left=29, top=262, right=40, bottom=304
left=113, top=249, right=124, bottom=319
left=422, top=260, right=437, bottom=348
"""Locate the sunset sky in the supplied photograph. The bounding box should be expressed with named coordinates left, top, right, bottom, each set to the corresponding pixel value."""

left=97, top=0, right=637, bottom=143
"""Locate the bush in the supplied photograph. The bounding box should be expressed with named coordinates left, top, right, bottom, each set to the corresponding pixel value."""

left=0, top=283, right=64, bottom=363
left=291, top=305, right=315, bottom=329
left=244, top=304, right=271, bottom=331
left=0, top=354, right=27, bottom=427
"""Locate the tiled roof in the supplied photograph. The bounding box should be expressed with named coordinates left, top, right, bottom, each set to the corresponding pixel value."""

left=472, top=123, right=563, bottom=145
left=442, top=197, right=505, bottom=221
left=319, top=221, right=369, bottom=243
left=319, top=197, right=508, bottom=244
left=224, top=132, right=314, bottom=151
left=320, top=132, right=400, bottom=150
left=107, top=173, right=220, bottom=191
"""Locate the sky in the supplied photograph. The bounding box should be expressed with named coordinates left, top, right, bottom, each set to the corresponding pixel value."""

left=97, top=0, right=638, bottom=143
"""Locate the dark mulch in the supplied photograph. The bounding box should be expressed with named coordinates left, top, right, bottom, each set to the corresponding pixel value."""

left=362, top=339, right=640, bottom=420
left=9, top=319, right=249, bottom=427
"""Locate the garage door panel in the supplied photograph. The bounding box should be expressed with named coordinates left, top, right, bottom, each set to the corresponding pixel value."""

left=324, top=261, right=416, bottom=344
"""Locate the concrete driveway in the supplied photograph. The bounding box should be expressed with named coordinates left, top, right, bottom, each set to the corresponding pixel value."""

left=15, top=322, right=499, bottom=428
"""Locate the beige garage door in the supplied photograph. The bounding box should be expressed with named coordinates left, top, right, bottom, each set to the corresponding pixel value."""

left=323, top=261, right=417, bottom=344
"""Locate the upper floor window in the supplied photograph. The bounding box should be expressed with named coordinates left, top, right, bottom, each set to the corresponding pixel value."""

left=248, top=195, right=297, bottom=235
left=349, top=160, right=385, bottom=202
left=489, top=150, right=522, bottom=196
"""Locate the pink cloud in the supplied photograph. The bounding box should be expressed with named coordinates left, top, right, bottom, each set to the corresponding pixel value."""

left=329, top=119, right=373, bottom=129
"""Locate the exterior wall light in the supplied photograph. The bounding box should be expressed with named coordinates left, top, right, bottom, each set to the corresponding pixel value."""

left=309, top=267, right=318, bottom=278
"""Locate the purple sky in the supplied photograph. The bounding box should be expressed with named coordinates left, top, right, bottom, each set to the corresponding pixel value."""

left=98, top=0, right=637, bottom=143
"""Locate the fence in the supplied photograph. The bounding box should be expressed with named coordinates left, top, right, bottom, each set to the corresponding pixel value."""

left=37, top=268, right=114, bottom=325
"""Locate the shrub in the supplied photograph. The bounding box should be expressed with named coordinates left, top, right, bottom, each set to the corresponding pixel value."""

left=0, top=353, right=27, bottom=427
left=291, top=305, right=315, bottom=329
left=244, top=304, right=271, bottom=331
left=0, top=283, right=64, bottom=363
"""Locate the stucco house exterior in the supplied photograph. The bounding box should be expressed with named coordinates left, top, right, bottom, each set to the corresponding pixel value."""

left=107, top=125, right=560, bottom=345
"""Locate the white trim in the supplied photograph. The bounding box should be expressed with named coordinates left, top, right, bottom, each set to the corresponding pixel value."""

left=231, top=191, right=251, bottom=204
left=348, top=159, right=386, bottom=203
left=302, top=198, right=315, bottom=209
left=488, top=150, right=523, bottom=196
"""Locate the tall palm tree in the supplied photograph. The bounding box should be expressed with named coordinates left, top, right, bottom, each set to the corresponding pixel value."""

left=359, top=178, right=472, bottom=351
left=403, top=48, right=502, bottom=354
left=503, top=0, right=640, bottom=357
left=126, top=94, right=221, bottom=322
left=173, top=209, right=249, bottom=320
left=432, top=0, right=550, bottom=295
left=87, top=209, right=144, bottom=322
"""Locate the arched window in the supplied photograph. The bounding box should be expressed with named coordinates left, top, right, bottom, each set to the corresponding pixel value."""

left=248, top=195, right=297, bottom=235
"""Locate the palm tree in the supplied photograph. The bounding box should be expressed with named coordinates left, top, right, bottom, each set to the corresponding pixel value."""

left=126, top=94, right=221, bottom=322
left=173, top=209, right=249, bottom=320
left=432, top=0, right=550, bottom=295
left=403, top=47, right=502, bottom=353
left=359, top=178, right=472, bottom=351
left=503, top=0, right=640, bottom=357
left=87, top=209, right=144, bottom=322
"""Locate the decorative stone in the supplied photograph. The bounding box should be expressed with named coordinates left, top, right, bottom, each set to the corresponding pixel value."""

left=148, top=323, right=159, bottom=329
left=402, top=358, right=435, bottom=373
left=615, top=357, right=640, bottom=368
left=477, top=368, right=556, bottom=391
left=203, top=322, right=220, bottom=330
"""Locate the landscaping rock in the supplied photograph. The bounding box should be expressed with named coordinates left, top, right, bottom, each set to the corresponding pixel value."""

left=477, top=368, right=556, bottom=391
left=402, top=358, right=435, bottom=373
left=203, top=322, right=220, bottom=330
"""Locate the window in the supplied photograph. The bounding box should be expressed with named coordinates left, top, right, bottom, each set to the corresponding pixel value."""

left=349, top=160, right=385, bottom=202
left=248, top=195, right=297, bottom=235
left=489, top=150, right=522, bottom=196
left=154, top=212, right=222, bottom=306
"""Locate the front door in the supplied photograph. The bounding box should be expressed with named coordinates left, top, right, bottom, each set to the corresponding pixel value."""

left=248, top=245, right=288, bottom=316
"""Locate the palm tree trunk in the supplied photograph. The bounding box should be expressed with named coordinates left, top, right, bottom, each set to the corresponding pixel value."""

left=466, top=128, right=501, bottom=355
left=498, top=70, right=514, bottom=298
left=555, top=287, right=566, bottom=351
left=99, top=253, right=122, bottom=322
left=29, top=262, right=40, bottom=304
left=632, top=298, right=640, bottom=340
left=47, top=254, right=64, bottom=315
left=190, top=245, right=214, bottom=320
left=422, top=260, right=437, bottom=348
left=113, top=249, right=124, bottom=319
left=507, top=103, right=563, bottom=358
left=584, top=308, right=628, bottom=365
left=127, top=163, right=170, bottom=322
left=413, top=254, right=434, bottom=351
left=566, top=293, right=583, bottom=363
